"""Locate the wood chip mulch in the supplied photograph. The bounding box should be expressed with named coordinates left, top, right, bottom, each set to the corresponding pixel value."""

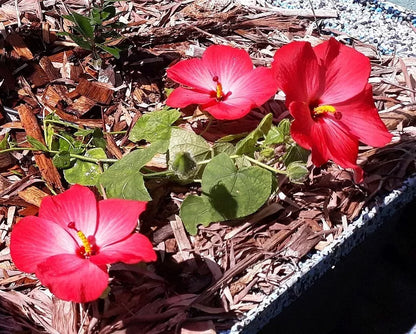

left=1, top=0, right=416, bottom=333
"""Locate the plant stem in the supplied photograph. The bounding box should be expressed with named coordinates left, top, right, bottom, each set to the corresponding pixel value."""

left=104, top=130, right=127, bottom=135
left=234, top=155, right=287, bottom=175
left=0, top=147, right=118, bottom=164
left=141, top=170, right=174, bottom=178
left=52, top=151, right=118, bottom=164
left=0, top=147, right=39, bottom=153
left=197, top=154, right=287, bottom=175
left=44, top=119, right=80, bottom=129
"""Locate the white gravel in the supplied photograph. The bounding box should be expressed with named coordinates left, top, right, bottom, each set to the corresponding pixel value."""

left=266, top=0, right=416, bottom=57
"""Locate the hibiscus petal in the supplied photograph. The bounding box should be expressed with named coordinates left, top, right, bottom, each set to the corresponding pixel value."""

left=313, top=119, right=364, bottom=182
left=90, top=233, right=156, bottom=266
left=10, top=216, right=77, bottom=273
left=289, top=101, right=363, bottom=181
left=95, top=199, right=147, bottom=247
left=203, top=97, right=255, bottom=120
left=202, top=45, right=254, bottom=90
left=167, top=58, right=214, bottom=92
left=333, top=84, right=392, bottom=147
left=166, top=87, right=215, bottom=109
left=39, top=184, right=97, bottom=237
left=315, top=38, right=371, bottom=104
left=36, top=254, right=108, bottom=303
left=272, top=41, right=324, bottom=106
left=228, top=67, right=278, bottom=106
left=312, top=117, right=359, bottom=170
left=289, top=102, right=314, bottom=151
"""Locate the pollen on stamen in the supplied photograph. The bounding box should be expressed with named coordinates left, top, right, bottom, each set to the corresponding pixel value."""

left=68, top=222, right=92, bottom=256
left=314, top=105, right=337, bottom=115
left=216, top=82, right=224, bottom=100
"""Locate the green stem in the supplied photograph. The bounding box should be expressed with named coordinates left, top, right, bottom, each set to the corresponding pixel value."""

left=235, top=155, right=287, bottom=175
left=55, top=152, right=118, bottom=164
left=104, top=130, right=127, bottom=135
left=0, top=147, right=39, bottom=153
left=44, top=119, right=80, bottom=129
left=44, top=119, right=126, bottom=135
left=0, top=147, right=118, bottom=164
left=142, top=170, right=174, bottom=178
left=197, top=154, right=287, bottom=175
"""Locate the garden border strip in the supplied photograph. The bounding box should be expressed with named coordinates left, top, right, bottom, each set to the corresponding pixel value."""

left=222, top=174, right=416, bottom=334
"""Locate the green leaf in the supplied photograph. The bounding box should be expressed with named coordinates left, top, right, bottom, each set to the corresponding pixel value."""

left=64, top=12, right=94, bottom=39
left=264, top=118, right=291, bottom=145
left=57, top=132, right=84, bottom=155
left=283, top=144, right=310, bottom=166
left=91, top=8, right=102, bottom=25
left=217, top=132, right=248, bottom=143
left=129, top=108, right=181, bottom=152
left=64, top=33, right=92, bottom=50
left=101, top=5, right=116, bottom=20
left=180, top=153, right=273, bottom=235
left=286, top=161, right=309, bottom=183
left=53, top=150, right=71, bottom=169
left=260, top=147, right=275, bottom=159
left=96, top=44, right=121, bottom=59
left=74, top=128, right=94, bottom=137
left=168, top=127, right=211, bottom=171
left=107, top=22, right=126, bottom=29
left=171, top=151, right=197, bottom=181
left=44, top=113, right=61, bottom=122
left=99, top=143, right=162, bottom=201
left=212, top=142, right=235, bottom=156
left=64, top=148, right=107, bottom=186
left=45, top=124, right=54, bottom=150
left=92, top=128, right=107, bottom=150
left=179, top=196, right=223, bottom=235
left=235, top=113, right=273, bottom=155
left=0, top=133, right=9, bottom=150
left=27, top=136, right=48, bottom=152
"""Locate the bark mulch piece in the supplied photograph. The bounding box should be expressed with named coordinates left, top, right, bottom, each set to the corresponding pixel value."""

left=1, top=0, right=416, bottom=333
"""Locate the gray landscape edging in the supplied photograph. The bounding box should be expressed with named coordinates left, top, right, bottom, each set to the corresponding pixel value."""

left=223, top=174, right=416, bottom=334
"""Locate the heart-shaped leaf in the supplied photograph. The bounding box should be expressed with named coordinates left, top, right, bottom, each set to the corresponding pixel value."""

left=180, top=153, right=273, bottom=235
left=64, top=148, right=107, bottom=186
left=129, top=108, right=180, bottom=152
left=99, top=143, right=161, bottom=201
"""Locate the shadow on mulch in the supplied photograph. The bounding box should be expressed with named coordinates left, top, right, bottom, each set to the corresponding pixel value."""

left=261, top=200, right=416, bottom=334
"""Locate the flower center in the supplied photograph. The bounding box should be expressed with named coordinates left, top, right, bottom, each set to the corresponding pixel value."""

left=216, top=82, right=224, bottom=100
left=312, top=104, right=342, bottom=120
left=212, top=76, right=231, bottom=101
left=68, top=222, right=96, bottom=258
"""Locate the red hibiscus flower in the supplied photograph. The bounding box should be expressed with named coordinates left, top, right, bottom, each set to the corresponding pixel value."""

left=166, top=45, right=278, bottom=120
left=272, top=38, right=392, bottom=182
left=10, top=185, right=156, bottom=303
